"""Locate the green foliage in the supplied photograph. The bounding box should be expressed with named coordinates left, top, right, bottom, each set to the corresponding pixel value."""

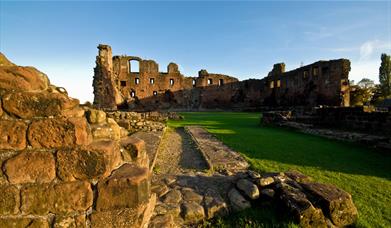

left=350, top=85, right=375, bottom=106
left=379, top=53, right=391, bottom=97
left=169, top=112, right=391, bottom=227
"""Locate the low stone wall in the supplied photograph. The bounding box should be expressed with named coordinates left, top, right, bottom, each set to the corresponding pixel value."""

left=0, top=53, right=155, bottom=227
left=106, top=111, right=179, bottom=133
left=231, top=170, right=358, bottom=227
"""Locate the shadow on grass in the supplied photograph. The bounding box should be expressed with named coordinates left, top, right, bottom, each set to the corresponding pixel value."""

left=169, top=112, right=391, bottom=180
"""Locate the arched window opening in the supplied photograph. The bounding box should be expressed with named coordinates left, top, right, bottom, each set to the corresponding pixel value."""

left=153, top=91, right=158, bottom=96
left=130, top=90, right=136, bottom=98
left=129, top=60, right=140, bottom=73
left=150, top=78, right=155, bottom=84
left=170, top=79, right=174, bottom=86
left=135, top=78, right=140, bottom=85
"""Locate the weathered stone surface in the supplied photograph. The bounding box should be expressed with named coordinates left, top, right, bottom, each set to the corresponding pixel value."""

left=21, top=182, right=93, bottom=215
left=57, top=140, right=122, bottom=181
left=4, top=151, right=55, bottom=184
left=181, top=201, right=205, bottom=223
left=21, top=184, right=51, bottom=215
left=28, top=117, right=91, bottom=148
left=301, top=182, right=358, bottom=227
left=181, top=188, right=203, bottom=203
left=0, top=120, right=27, bottom=150
left=163, top=189, right=182, bottom=204
left=285, top=170, right=312, bottom=183
left=151, top=184, right=169, bottom=198
left=149, top=215, right=176, bottom=228
left=0, top=100, right=3, bottom=117
left=91, top=193, right=156, bottom=228
left=54, top=214, right=86, bottom=228
left=0, top=217, right=50, bottom=228
left=86, top=109, right=106, bottom=124
left=120, top=135, right=145, bottom=161
left=248, top=170, right=261, bottom=179
left=0, top=65, right=49, bottom=92
left=0, top=151, right=17, bottom=184
left=2, top=91, right=79, bottom=119
left=0, top=53, right=15, bottom=67
left=51, top=181, right=93, bottom=213
left=228, top=188, right=251, bottom=212
left=236, top=178, right=259, bottom=200
left=96, top=163, right=150, bottom=211
left=258, top=176, right=275, bottom=187
left=0, top=185, right=19, bottom=215
left=278, top=184, right=328, bottom=228
left=204, top=195, right=228, bottom=219
left=154, top=203, right=181, bottom=216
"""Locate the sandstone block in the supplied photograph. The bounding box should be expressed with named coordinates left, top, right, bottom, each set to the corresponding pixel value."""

left=181, top=188, right=203, bottom=203
left=2, top=91, right=79, bottom=119
left=54, top=214, right=86, bottom=228
left=154, top=203, right=181, bottom=216
left=28, top=117, right=91, bottom=148
left=236, top=178, right=259, bottom=200
left=4, top=151, right=55, bottom=184
left=0, top=120, right=27, bottom=150
left=51, top=181, right=93, bottom=214
left=0, top=151, right=18, bottom=184
left=149, top=215, right=176, bottom=228
left=21, top=182, right=93, bottom=215
left=278, top=184, right=328, bottom=228
left=285, top=170, right=312, bottom=183
left=228, top=188, right=251, bottom=212
left=57, top=140, right=122, bottom=181
left=86, top=109, right=106, bottom=124
left=163, top=189, right=182, bottom=204
left=0, top=100, right=3, bottom=117
left=91, top=193, right=156, bottom=228
left=120, top=136, right=149, bottom=168
left=258, top=176, right=275, bottom=187
left=301, top=182, right=358, bottom=227
left=204, top=195, right=228, bottom=219
left=0, top=217, right=50, bottom=228
left=151, top=184, right=169, bottom=198
left=0, top=65, right=49, bottom=92
left=0, top=185, right=20, bottom=215
left=181, top=201, right=205, bottom=224
left=96, top=163, right=150, bottom=211
left=21, top=184, right=51, bottom=215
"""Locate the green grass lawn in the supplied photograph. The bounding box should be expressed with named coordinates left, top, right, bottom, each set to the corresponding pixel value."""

left=168, top=112, right=391, bottom=228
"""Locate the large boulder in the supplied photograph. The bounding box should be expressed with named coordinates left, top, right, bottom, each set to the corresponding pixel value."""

left=301, top=182, right=358, bottom=227
left=2, top=91, right=79, bottom=119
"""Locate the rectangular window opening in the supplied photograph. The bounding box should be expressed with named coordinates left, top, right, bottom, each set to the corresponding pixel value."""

left=219, top=79, right=224, bottom=86
left=120, top=81, right=127, bottom=87
left=150, top=78, right=155, bottom=84
left=208, top=79, right=213, bottom=85
left=170, top=79, right=174, bottom=86
left=135, top=78, right=140, bottom=85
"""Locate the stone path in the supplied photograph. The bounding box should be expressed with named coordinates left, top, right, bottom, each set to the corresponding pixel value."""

left=149, top=127, right=249, bottom=227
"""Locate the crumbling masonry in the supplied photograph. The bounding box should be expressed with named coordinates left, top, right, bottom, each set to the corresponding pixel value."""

left=93, top=44, right=351, bottom=111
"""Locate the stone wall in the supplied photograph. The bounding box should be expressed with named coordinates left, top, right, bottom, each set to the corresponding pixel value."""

left=93, top=44, right=350, bottom=111
left=0, top=53, right=155, bottom=227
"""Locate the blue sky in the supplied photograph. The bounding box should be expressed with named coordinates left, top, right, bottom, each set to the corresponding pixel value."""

left=1, top=1, right=390, bottom=102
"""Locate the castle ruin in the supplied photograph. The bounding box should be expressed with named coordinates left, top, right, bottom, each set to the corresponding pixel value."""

left=93, top=44, right=351, bottom=111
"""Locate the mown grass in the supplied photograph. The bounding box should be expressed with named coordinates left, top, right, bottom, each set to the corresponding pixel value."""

left=168, top=112, right=391, bottom=228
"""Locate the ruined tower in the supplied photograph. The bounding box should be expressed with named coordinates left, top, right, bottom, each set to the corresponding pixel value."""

left=93, top=44, right=123, bottom=110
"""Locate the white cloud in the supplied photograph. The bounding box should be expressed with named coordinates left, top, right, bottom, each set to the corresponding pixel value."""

left=359, top=40, right=391, bottom=61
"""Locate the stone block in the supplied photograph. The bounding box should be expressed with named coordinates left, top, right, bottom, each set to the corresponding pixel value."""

left=120, top=136, right=149, bottom=167
left=301, top=182, right=358, bottom=227
left=96, top=163, right=150, bottom=211
left=54, top=214, right=86, bottom=228
left=0, top=65, right=49, bottom=92
left=0, top=217, right=50, bottom=228
left=28, top=117, right=91, bottom=148
left=2, top=91, right=78, bottom=119
left=203, top=195, right=228, bottom=219
left=21, top=181, right=93, bottom=215
left=236, top=178, right=259, bottom=200
left=4, top=151, right=55, bottom=184
left=181, top=201, right=205, bottom=224
left=0, top=151, right=17, bottom=184
left=57, top=140, right=122, bottom=181
left=86, top=109, right=106, bottom=124
left=21, top=184, right=51, bottom=215
left=91, top=193, right=156, bottom=228
left=0, top=185, right=20, bottom=215
left=228, top=188, right=251, bottom=212
left=0, top=99, right=3, bottom=117
left=51, top=181, right=93, bottom=214
left=0, top=120, right=28, bottom=150
left=162, top=189, right=182, bottom=204
left=278, top=184, right=328, bottom=228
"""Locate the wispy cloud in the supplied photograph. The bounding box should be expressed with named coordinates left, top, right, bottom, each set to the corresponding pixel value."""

left=359, top=40, right=391, bottom=61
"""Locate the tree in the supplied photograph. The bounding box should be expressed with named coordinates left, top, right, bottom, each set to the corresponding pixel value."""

left=379, top=53, right=391, bottom=97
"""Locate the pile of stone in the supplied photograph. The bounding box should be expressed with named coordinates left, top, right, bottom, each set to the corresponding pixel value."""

left=0, top=53, right=155, bottom=227
left=106, top=111, right=166, bottom=133
left=230, top=170, right=358, bottom=227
